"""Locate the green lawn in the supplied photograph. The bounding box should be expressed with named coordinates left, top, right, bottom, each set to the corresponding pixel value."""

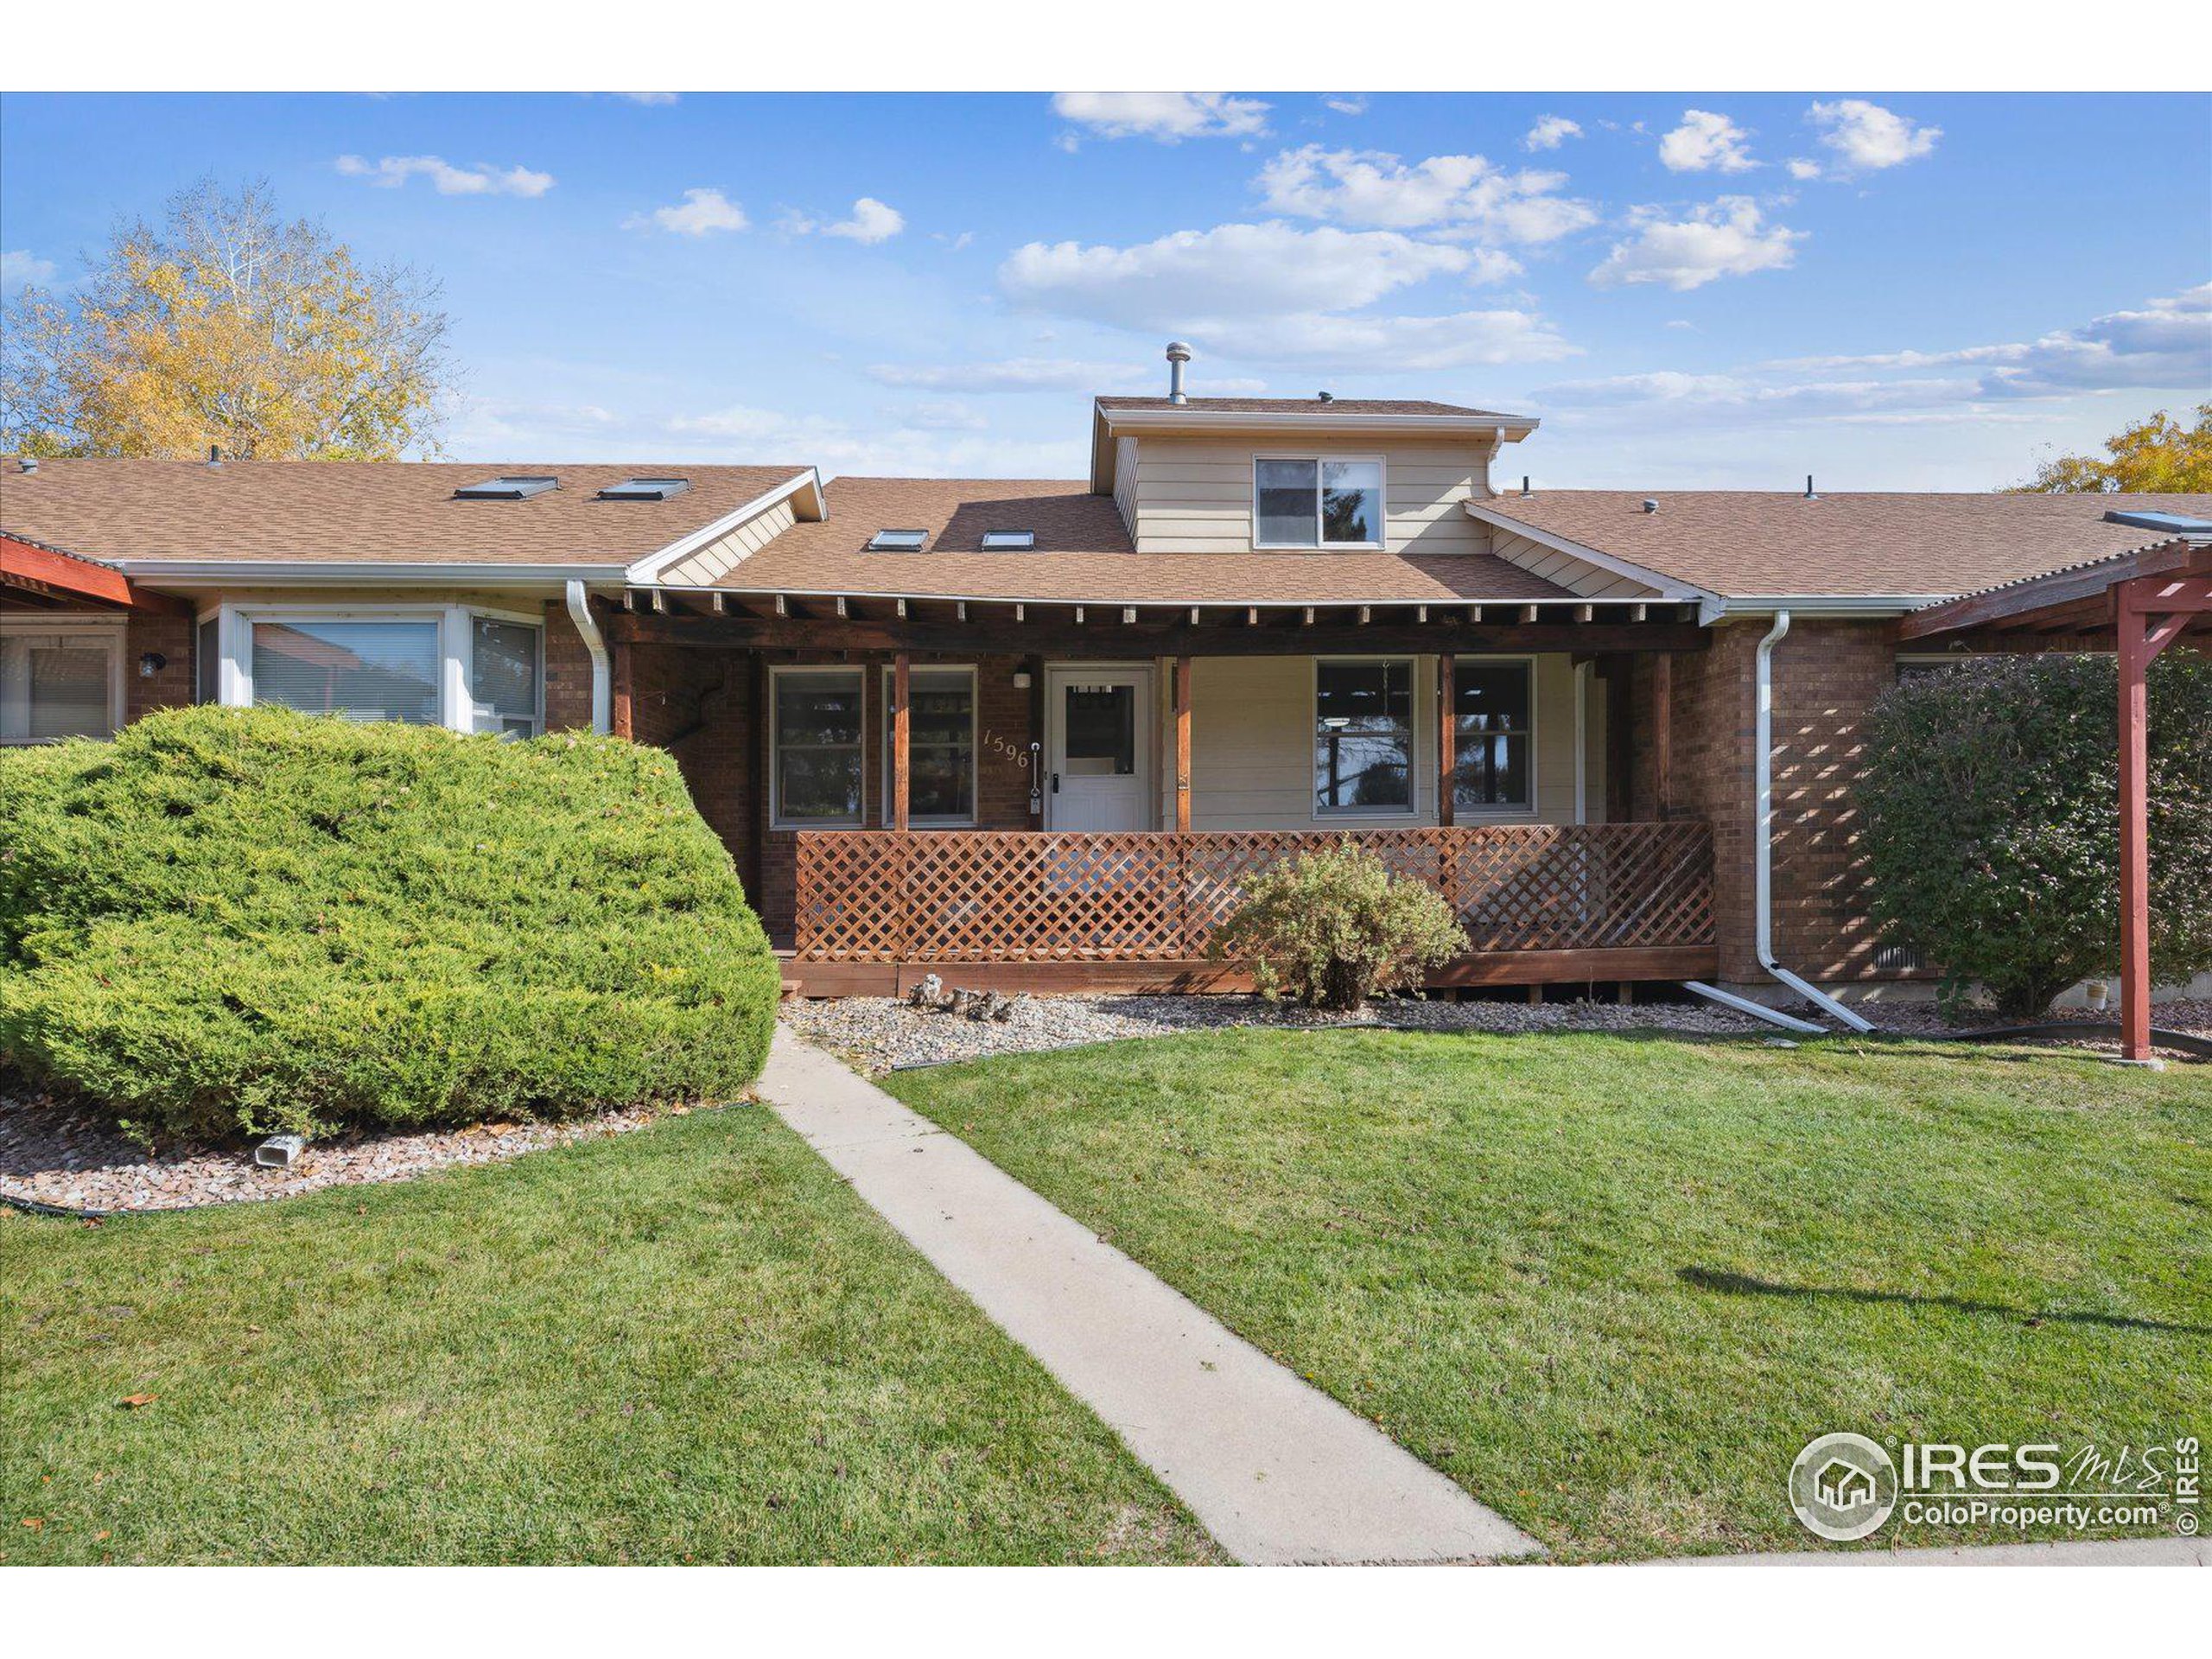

left=888, top=1029, right=2211, bottom=1561
left=0, top=1105, right=1218, bottom=1565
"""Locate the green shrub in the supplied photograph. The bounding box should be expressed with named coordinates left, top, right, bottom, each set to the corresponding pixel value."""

left=0, top=706, right=780, bottom=1140
left=1209, top=839, right=1466, bottom=1012
left=1858, top=650, right=2212, bottom=1019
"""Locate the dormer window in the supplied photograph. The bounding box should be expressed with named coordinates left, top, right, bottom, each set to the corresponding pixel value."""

left=867, top=529, right=927, bottom=551
left=979, top=530, right=1033, bottom=550
left=1254, top=458, right=1384, bottom=549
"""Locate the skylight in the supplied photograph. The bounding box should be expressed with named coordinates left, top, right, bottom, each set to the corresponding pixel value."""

left=2104, top=508, right=2212, bottom=536
left=597, top=476, right=691, bottom=501
left=454, top=475, right=559, bottom=501
left=980, top=530, right=1034, bottom=550
left=867, top=529, right=928, bottom=551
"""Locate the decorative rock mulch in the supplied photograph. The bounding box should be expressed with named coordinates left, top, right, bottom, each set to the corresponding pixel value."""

left=779, top=990, right=1770, bottom=1075
left=0, top=1075, right=701, bottom=1217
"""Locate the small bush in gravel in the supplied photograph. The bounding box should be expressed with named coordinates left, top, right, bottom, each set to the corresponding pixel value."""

left=1209, top=839, right=1466, bottom=1012
left=0, top=706, right=779, bottom=1140
left=1859, top=649, right=2212, bottom=1019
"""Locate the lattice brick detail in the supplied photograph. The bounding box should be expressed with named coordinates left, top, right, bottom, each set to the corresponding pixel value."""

left=791, top=823, right=1714, bottom=963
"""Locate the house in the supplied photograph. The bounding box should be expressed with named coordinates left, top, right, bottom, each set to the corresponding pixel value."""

left=7, top=345, right=2209, bottom=1009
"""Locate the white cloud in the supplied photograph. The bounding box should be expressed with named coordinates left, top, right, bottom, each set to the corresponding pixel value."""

left=627, top=188, right=748, bottom=236
left=868, top=358, right=1149, bottom=392
left=1807, top=100, right=1941, bottom=172
left=1523, top=115, right=1581, bottom=152
left=1050, top=92, right=1270, bottom=143
left=1195, top=308, right=1575, bottom=372
left=1254, top=145, right=1598, bottom=242
left=1786, top=158, right=1823, bottom=181
left=1324, top=95, right=1369, bottom=116
left=823, top=197, right=905, bottom=244
left=2, top=249, right=58, bottom=294
left=1588, top=197, right=1804, bottom=291
left=893, top=399, right=990, bottom=432
left=614, top=92, right=679, bottom=105
left=1657, top=110, right=1757, bottom=174
left=335, top=154, right=553, bottom=197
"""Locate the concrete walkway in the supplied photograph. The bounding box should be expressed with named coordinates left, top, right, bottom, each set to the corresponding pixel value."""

left=757, top=1030, right=1542, bottom=1566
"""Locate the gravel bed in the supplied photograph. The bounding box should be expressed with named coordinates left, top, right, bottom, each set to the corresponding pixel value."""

left=0, top=1075, right=705, bottom=1217
left=779, top=991, right=1770, bottom=1075
left=782, top=990, right=2212, bottom=1076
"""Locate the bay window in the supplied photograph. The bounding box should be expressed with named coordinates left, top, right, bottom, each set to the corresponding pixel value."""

left=251, top=619, right=442, bottom=724
left=773, top=667, right=865, bottom=827
left=213, top=606, right=543, bottom=734
left=882, top=665, right=976, bottom=824
left=467, top=616, right=543, bottom=736
left=0, top=620, right=123, bottom=743
left=1314, top=658, right=1414, bottom=813
left=1255, top=457, right=1386, bottom=548
left=1451, top=657, right=1535, bottom=813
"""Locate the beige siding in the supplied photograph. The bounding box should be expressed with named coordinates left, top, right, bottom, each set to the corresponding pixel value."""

left=657, top=497, right=798, bottom=587
left=1112, top=435, right=1139, bottom=540
left=1156, top=652, right=1594, bottom=830
left=1490, top=529, right=1662, bottom=600
left=1130, top=435, right=1490, bottom=555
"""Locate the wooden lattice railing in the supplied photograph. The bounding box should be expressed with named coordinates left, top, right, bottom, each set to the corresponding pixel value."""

left=790, top=823, right=1714, bottom=963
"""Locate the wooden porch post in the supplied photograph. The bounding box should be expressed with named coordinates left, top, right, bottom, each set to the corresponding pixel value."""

left=1436, top=652, right=1456, bottom=828
left=1173, top=655, right=1192, bottom=834
left=611, top=637, right=635, bottom=741
left=1651, top=653, right=1674, bottom=819
left=891, top=650, right=911, bottom=832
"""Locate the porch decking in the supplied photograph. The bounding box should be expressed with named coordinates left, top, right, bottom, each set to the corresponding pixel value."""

left=783, top=822, right=1716, bottom=996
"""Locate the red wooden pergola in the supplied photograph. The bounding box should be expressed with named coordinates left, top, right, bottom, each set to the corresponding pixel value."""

left=1901, top=534, right=2212, bottom=1062
left=2, top=531, right=191, bottom=615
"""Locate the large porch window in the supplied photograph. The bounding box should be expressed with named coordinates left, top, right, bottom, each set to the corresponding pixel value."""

left=0, top=619, right=124, bottom=743
left=881, top=664, right=976, bottom=824
left=772, top=666, right=865, bottom=827
left=1314, top=657, right=1414, bottom=814
left=1451, top=656, right=1535, bottom=813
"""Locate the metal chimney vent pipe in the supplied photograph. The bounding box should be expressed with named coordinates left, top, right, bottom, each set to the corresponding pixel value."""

left=1642, top=498, right=1659, bottom=514
left=1165, top=340, right=1192, bottom=405
left=207, top=444, right=221, bottom=469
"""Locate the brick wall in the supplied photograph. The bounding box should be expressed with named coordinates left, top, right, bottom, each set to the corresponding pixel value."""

left=542, top=598, right=596, bottom=733
left=1632, top=618, right=1902, bottom=987
left=124, top=610, right=198, bottom=722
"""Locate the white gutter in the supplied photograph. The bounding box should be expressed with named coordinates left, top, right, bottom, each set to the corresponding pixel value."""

left=1096, top=407, right=1541, bottom=438
left=564, top=579, right=612, bottom=736
left=623, top=467, right=825, bottom=587
left=669, top=585, right=1691, bottom=613
left=1754, top=610, right=1874, bottom=1033
left=112, top=561, right=627, bottom=587
left=1703, top=593, right=1951, bottom=626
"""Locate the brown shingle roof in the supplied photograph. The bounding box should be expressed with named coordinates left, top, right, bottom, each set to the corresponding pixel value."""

left=1477, top=491, right=2212, bottom=600
left=1096, top=395, right=1525, bottom=420
left=711, top=477, right=1577, bottom=605
left=0, top=458, right=812, bottom=567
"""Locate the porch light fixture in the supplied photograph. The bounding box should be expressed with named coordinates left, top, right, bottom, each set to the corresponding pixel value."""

left=867, top=529, right=927, bottom=551
left=138, top=652, right=167, bottom=677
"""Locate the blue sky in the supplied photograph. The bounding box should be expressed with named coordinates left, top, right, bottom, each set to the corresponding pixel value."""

left=3, top=91, right=2207, bottom=488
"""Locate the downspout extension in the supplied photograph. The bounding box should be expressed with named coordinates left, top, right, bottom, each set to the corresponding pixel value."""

left=1755, top=610, right=1876, bottom=1033
left=564, top=580, right=613, bottom=736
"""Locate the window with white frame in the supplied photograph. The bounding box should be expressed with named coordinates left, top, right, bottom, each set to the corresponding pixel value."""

left=772, top=667, right=866, bottom=826
left=881, top=665, right=976, bottom=824
left=217, top=606, right=543, bottom=734
left=1255, top=457, right=1385, bottom=548
left=195, top=613, right=219, bottom=705
left=1451, top=657, right=1535, bottom=812
left=1314, top=658, right=1414, bottom=813
left=0, top=619, right=123, bottom=743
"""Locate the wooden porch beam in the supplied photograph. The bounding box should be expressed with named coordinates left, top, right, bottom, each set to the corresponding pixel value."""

left=611, top=636, right=635, bottom=740
left=1651, top=653, right=1674, bottom=818
left=1173, top=654, right=1192, bottom=834
left=1436, top=651, right=1455, bottom=829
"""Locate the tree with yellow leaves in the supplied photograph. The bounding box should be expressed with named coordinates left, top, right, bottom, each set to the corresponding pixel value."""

left=3, top=178, right=450, bottom=461
left=2011, top=403, right=2212, bottom=493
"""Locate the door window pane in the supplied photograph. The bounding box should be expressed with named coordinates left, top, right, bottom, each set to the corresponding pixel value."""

left=1255, top=458, right=1319, bottom=546
left=1321, top=460, right=1383, bottom=544
left=776, top=671, right=864, bottom=824
left=1452, top=658, right=1533, bottom=810
left=2, top=635, right=116, bottom=741
left=1064, top=683, right=1135, bottom=777
left=886, top=668, right=975, bottom=821
left=470, top=617, right=542, bottom=737
left=1315, top=659, right=1413, bottom=811
left=251, top=620, right=440, bottom=724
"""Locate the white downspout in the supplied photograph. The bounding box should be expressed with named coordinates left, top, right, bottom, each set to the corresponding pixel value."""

left=564, top=580, right=612, bottom=736
left=1755, top=610, right=1875, bottom=1032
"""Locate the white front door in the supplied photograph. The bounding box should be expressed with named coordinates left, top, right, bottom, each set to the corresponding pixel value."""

left=1044, top=666, right=1154, bottom=830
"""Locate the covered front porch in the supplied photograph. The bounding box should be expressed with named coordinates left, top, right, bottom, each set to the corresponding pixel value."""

left=603, top=590, right=1714, bottom=994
